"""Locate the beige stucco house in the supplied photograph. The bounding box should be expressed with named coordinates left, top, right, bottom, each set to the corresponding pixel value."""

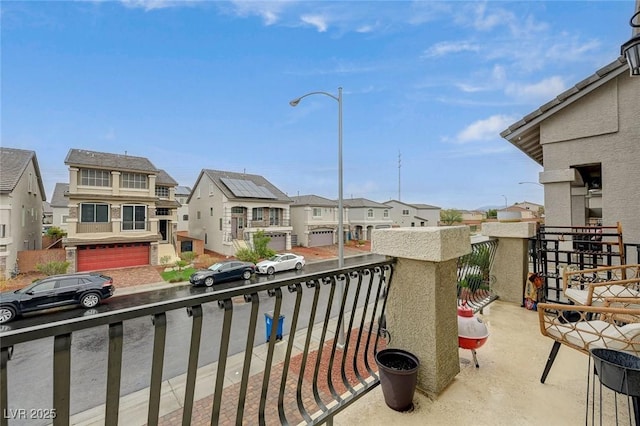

left=50, top=182, right=70, bottom=232
left=0, top=147, right=46, bottom=279
left=175, top=186, right=191, bottom=233
left=501, top=57, right=639, bottom=260
left=187, top=169, right=293, bottom=256
left=63, top=149, right=180, bottom=272
left=343, top=198, right=393, bottom=241
left=289, top=195, right=348, bottom=247
left=383, top=199, right=441, bottom=228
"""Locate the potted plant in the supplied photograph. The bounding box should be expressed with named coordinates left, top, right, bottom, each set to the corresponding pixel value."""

left=375, top=348, right=420, bottom=411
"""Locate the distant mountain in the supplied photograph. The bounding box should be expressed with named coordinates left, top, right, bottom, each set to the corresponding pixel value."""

left=475, top=205, right=503, bottom=211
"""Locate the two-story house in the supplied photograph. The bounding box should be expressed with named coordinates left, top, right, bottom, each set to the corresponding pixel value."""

left=0, top=147, right=46, bottom=279
left=289, top=195, right=349, bottom=247
left=501, top=56, right=639, bottom=255
left=187, top=169, right=293, bottom=256
left=343, top=198, right=392, bottom=241
left=383, top=200, right=441, bottom=228
left=63, top=149, right=180, bottom=272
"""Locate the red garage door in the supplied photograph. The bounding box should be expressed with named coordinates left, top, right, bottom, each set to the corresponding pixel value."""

left=77, top=243, right=150, bottom=271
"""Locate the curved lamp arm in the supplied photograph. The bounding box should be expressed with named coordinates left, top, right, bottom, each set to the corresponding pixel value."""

left=289, top=90, right=339, bottom=106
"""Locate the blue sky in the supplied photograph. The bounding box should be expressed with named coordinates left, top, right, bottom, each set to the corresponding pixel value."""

left=2, top=1, right=635, bottom=210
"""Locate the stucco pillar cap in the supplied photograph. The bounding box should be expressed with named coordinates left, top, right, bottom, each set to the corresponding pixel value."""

left=372, top=226, right=471, bottom=262
left=481, top=221, right=537, bottom=238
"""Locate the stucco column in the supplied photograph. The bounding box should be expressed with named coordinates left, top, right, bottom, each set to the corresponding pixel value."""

left=372, top=226, right=470, bottom=396
left=481, top=222, right=537, bottom=304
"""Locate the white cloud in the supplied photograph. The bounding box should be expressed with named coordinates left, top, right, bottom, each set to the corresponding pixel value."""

left=505, top=76, right=566, bottom=103
left=225, top=1, right=293, bottom=26
left=455, top=115, right=517, bottom=143
left=119, top=0, right=185, bottom=11
left=423, top=41, right=480, bottom=58
left=300, top=14, right=329, bottom=32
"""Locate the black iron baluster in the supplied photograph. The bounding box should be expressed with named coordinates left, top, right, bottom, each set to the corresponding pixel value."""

left=105, top=322, right=123, bottom=425
left=147, top=313, right=167, bottom=426
left=235, top=293, right=259, bottom=424
left=211, top=299, right=233, bottom=425
left=182, top=304, right=203, bottom=426
left=340, top=271, right=363, bottom=396
left=259, top=287, right=283, bottom=425
left=278, top=283, right=303, bottom=425
left=296, top=279, right=322, bottom=422
left=0, top=346, right=11, bottom=426
left=353, top=269, right=374, bottom=385
left=53, top=334, right=71, bottom=426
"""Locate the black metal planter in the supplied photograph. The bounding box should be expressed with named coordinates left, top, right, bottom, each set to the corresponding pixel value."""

left=590, top=348, right=640, bottom=424
left=375, top=348, right=420, bottom=412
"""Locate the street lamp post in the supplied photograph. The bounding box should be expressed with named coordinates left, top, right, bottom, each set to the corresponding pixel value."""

left=290, top=87, right=345, bottom=346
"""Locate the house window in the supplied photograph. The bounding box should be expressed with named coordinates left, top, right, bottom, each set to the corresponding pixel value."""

left=122, top=205, right=146, bottom=230
left=210, top=207, right=213, bottom=217
left=367, top=209, right=374, bottom=218
left=219, top=218, right=222, bottom=230
left=155, top=186, right=169, bottom=198
left=411, top=222, right=415, bottom=227
left=28, top=172, right=33, bottom=193
left=80, top=169, right=110, bottom=187
left=383, top=210, right=389, bottom=218
left=420, top=221, right=425, bottom=226
left=0, top=224, right=5, bottom=238
left=313, top=208, right=322, bottom=217
left=209, top=183, right=214, bottom=195
left=197, top=211, right=201, bottom=220
left=231, top=207, right=244, bottom=214
left=402, top=209, right=409, bottom=216
left=269, top=209, right=281, bottom=225
left=62, top=215, right=68, bottom=223
left=183, top=214, right=189, bottom=221
left=156, top=208, right=169, bottom=216
left=197, top=187, right=201, bottom=198
left=80, top=203, right=109, bottom=223
left=252, top=208, right=264, bottom=221
left=121, top=173, right=147, bottom=189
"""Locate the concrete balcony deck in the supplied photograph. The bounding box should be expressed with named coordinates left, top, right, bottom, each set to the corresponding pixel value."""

left=335, top=301, right=626, bottom=426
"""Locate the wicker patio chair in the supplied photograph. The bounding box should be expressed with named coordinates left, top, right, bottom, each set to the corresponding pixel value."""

left=562, top=264, right=640, bottom=306
left=538, top=297, right=640, bottom=383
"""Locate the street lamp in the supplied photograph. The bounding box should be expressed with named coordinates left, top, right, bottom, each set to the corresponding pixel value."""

left=518, top=181, right=543, bottom=187
left=621, top=7, right=640, bottom=76
left=290, top=87, right=345, bottom=346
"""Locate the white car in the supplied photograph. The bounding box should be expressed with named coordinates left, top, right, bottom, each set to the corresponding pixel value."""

left=256, top=253, right=305, bottom=275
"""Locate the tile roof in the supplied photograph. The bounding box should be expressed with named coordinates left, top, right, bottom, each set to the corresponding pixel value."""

left=342, top=197, right=389, bottom=208
left=50, top=183, right=70, bottom=207
left=0, top=147, right=46, bottom=199
left=156, top=169, right=178, bottom=186
left=290, top=194, right=337, bottom=207
left=175, top=186, right=191, bottom=196
left=382, top=199, right=441, bottom=209
left=65, top=148, right=158, bottom=173
left=500, top=57, right=627, bottom=166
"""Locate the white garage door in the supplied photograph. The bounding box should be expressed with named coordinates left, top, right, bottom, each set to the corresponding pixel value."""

left=309, top=230, right=333, bottom=247
left=267, top=233, right=287, bottom=251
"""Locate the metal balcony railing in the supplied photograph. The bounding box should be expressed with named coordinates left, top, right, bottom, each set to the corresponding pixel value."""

left=247, top=219, right=290, bottom=228
left=0, top=259, right=393, bottom=426
left=457, top=238, right=499, bottom=312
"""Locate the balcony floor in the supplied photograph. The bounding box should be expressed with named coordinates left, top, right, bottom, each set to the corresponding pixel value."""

left=335, top=301, right=628, bottom=426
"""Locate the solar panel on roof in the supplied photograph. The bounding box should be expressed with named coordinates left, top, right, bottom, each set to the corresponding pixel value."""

left=221, top=177, right=278, bottom=199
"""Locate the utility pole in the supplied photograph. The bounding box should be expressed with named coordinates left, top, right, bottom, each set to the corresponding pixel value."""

left=398, top=151, right=401, bottom=201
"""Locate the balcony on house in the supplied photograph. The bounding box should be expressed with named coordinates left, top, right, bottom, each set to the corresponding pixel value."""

left=75, top=221, right=114, bottom=233
left=1, top=224, right=637, bottom=426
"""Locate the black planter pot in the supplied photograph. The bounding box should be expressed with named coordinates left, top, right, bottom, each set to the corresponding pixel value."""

left=591, top=348, right=640, bottom=424
left=375, top=348, right=420, bottom=412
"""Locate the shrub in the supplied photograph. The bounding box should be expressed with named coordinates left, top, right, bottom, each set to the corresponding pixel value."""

left=180, top=251, right=196, bottom=263
left=159, top=255, right=172, bottom=267
left=461, top=273, right=486, bottom=292
left=235, top=247, right=259, bottom=264
left=36, top=261, right=70, bottom=276
left=175, top=259, right=189, bottom=270
left=46, top=226, right=67, bottom=239
left=252, top=230, right=276, bottom=259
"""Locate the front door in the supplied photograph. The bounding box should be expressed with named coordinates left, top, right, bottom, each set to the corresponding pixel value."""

left=159, top=220, right=168, bottom=242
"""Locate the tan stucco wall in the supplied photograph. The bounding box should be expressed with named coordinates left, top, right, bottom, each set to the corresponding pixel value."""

left=540, top=74, right=640, bottom=248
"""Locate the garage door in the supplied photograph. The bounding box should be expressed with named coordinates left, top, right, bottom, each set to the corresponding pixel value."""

left=267, top=233, right=286, bottom=251
left=77, top=243, right=150, bottom=271
left=309, top=230, right=333, bottom=247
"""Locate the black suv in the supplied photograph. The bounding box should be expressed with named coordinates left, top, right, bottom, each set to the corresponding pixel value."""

left=0, top=273, right=115, bottom=324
